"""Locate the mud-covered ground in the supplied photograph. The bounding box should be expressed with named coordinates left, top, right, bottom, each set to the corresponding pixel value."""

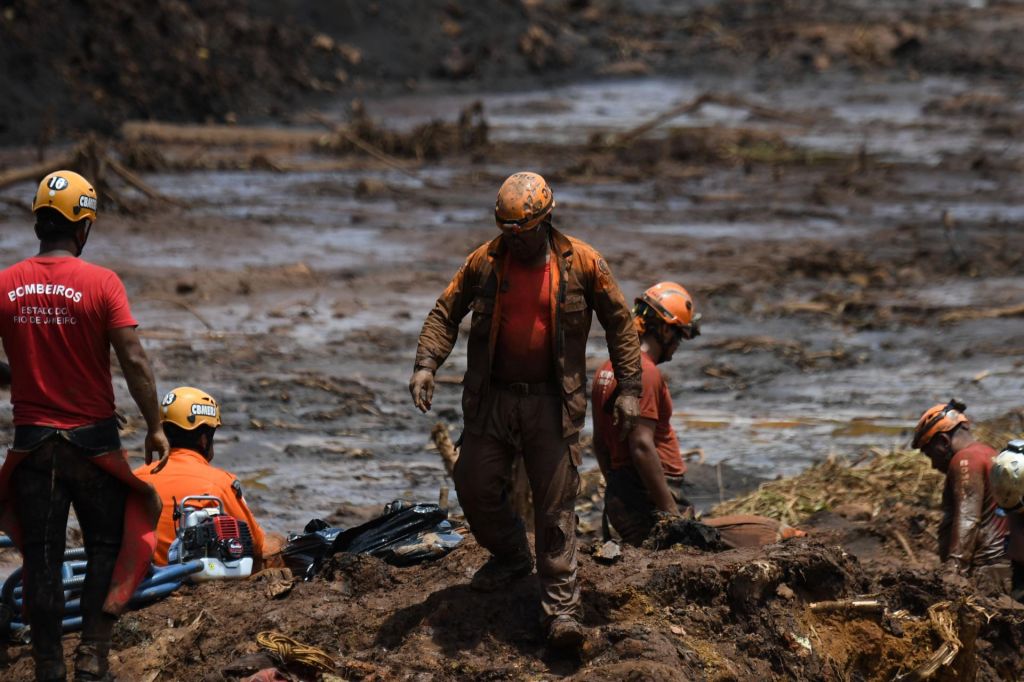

left=1, top=517, right=1023, bottom=681
left=1, top=0, right=1024, bottom=679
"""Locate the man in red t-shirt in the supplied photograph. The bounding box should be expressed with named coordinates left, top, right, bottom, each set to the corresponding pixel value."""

left=0, top=171, right=168, bottom=682
left=592, top=282, right=700, bottom=546
left=912, top=400, right=1008, bottom=583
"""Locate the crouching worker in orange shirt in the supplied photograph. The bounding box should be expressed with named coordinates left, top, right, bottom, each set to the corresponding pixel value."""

left=134, top=387, right=284, bottom=568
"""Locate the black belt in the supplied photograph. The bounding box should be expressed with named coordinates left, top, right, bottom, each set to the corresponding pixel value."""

left=491, top=380, right=560, bottom=396
left=13, top=417, right=122, bottom=455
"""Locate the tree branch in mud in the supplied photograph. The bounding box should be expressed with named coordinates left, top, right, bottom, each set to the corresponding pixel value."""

left=599, top=92, right=821, bottom=150
left=0, top=138, right=179, bottom=213
left=430, top=422, right=459, bottom=478
left=0, top=154, right=76, bottom=189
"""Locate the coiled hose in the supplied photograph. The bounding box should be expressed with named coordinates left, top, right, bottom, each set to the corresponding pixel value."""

left=0, top=539, right=203, bottom=639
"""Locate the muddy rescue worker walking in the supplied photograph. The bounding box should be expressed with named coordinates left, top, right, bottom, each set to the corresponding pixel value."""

left=410, top=172, right=642, bottom=648
left=912, top=400, right=1008, bottom=584
left=134, top=387, right=283, bottom=568
left=0, top=171, right=168, bottom=681
left=592, top=282, right=700, bottom=544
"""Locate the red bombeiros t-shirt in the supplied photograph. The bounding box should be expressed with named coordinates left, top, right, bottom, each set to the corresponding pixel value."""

left=0, top=256, right=138, bottom=428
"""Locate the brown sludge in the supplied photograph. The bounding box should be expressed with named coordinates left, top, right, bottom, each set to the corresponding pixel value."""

left=2, top=0, right=1024, bottom=679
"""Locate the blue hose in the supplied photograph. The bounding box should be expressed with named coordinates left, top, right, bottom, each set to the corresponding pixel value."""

left=9, top=616, right=82, bottom=633
left=12, top=574, right=84, bottom=598
left=12, top=561, right=204, bottom=610
left=58, top=580, right=183, bottom=615
left=129, top=580, right=183, bottom=604
left=4, top=557, right=205, bottom=636
left=141, top=560, right=205, bottom=587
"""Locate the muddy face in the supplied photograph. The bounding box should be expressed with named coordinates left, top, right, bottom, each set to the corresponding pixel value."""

left=502, top=222, right=549, bottom=262
left=922, top=436, right=954, bottom=473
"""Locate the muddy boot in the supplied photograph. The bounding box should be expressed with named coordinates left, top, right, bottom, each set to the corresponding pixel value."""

left=546, top=615, right=585, bottom=650
left=74, top=642, right=114, bottom=681
left=36, top=658, right=67, bottom=682
left=470, top=553, right=534, bottom=592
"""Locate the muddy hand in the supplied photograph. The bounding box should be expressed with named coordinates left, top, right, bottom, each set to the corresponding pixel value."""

left=145, top=427, right=171, bottom=468
left=409, top=368, right=436, bottom=413
left=612, top=394, right=640, bottom=440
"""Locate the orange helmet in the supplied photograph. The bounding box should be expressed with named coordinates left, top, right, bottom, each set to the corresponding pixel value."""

left=33, top=170, right=98, bottom=224
left=911, top=399, right=969, bottom=449
left=634, top=282, right=701, bottom=339
left=494, top=171, right=554, bottom=233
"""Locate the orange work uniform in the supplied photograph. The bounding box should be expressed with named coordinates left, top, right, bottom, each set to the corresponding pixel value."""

left=133, top=448, right=265, bottom=565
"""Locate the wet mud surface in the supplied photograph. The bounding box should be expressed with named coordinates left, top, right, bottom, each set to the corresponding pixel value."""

left=1, top=0, right=1024, bottom=678
left=2, top=527, right=1023, bottom=681
left=4, top=63, right=1022, bottom=530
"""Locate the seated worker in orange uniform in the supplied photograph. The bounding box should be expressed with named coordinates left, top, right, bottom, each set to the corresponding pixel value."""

left=134, top=387, right=282, bottom=568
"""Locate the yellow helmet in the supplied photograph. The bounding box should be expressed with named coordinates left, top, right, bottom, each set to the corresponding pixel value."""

left=33, top=170, right=98, bottom=224
left=494, top=171, right=554, bottom=233
left=161, top=386, right=222, bottom=430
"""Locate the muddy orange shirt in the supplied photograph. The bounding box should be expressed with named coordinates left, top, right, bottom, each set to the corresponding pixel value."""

left=0, top=256, right=137, bottom=428
left=491, top=256, right=553, bottom=384
left=593, top=352, right=685, bottom=476
left=134, top=448, right=266, bottom=565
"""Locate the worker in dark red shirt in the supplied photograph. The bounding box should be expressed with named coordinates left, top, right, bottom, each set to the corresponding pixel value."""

left=0, top=171, right=168, bottom=682
left=410, top=172, right=642, bottom=648
left=592, top=282, right=700, bottom=544
left=912, top=400, right=1008, bottom=582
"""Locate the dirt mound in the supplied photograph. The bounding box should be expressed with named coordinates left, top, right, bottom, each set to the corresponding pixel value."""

left=1, top=535, right=1020, bottom=680
left=0, top=0, right=347, bottom=143
left=9, top=1, right=1024, bottom=146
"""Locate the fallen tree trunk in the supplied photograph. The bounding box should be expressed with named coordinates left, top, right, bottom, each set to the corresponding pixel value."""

left=941, top=303, right=1024, bottom=323
left=0, top=154, right=76, bottom=190
left=122, top=121, right=329, bottom=148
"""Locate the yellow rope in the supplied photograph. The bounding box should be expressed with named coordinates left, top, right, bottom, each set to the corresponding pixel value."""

left=256, top=631, right=337, bottom=672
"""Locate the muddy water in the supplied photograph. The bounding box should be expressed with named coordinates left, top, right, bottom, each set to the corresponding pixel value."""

left=1, top=75, right=1023, bottom=536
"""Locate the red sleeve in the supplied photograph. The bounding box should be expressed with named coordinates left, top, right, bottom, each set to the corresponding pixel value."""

left=638, top=362, right=662, bottom=421
left=104, top=273, right=138, bottom=330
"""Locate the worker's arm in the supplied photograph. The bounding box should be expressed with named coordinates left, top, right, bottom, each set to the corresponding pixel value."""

left=944, top=456, right=987, bottom=573
left=586, top=251, right=642, bottom=397
left=109, top=326, right=170, bottom=464
left=410, top=251, right=480, bottom=412
left=585, top=250, right=642, bottom=436
left=628, top=418, right=679, bottom=514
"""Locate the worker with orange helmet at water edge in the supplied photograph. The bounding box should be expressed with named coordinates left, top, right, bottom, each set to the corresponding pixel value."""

left=134, top=387, right=285, bottom=569
left=410, top=171, right=642, bottom=649
left=592, top=282, right=700, bottom=544
left=912, top=400, right=1008, bottom=584
left=0, top=171, right=168, bottom=682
